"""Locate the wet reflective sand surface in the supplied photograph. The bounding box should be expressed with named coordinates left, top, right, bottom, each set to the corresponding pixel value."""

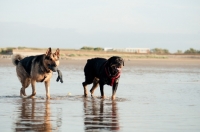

left=0, top=59, right=200, bottom=132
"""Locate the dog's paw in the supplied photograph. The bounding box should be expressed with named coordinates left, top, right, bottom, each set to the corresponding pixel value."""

left=83, top=94, right=88, bottom=98
left=46, top=95, right=51, bottom=99
left=32, top=92, right=36, bottom=96
left=30, top=96, right=37, bottom=99
left=111, top=95, right=115, bottom=100
left=46, top=97, right=51, bottom=100
left=101, top=96, right=106, bottom=99
left=91, top=94, right=95, bottom=98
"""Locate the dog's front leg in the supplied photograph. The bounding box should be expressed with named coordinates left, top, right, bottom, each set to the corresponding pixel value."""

left=100, top=83, right=105, bottom=99
left=112, top=79, right=119, bottom=100
left=82, top=82, right=88, bottom=97
left=45, top=80, right=50, bottom=99
left=31, top=79, right=36, bottom=97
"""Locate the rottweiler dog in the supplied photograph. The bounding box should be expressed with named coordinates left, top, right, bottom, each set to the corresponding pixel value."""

left=12, top=47, right=62, bottom=99
left=82, top=56, right=124, bottom=100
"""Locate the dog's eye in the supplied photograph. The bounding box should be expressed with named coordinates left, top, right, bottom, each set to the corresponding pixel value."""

left=50, top=58, right=52, bottom=61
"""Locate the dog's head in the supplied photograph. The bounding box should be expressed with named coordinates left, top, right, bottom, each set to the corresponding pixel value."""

left=107, top=56, right=124, bottom=75
left=44, top=47, right=60, bottom=72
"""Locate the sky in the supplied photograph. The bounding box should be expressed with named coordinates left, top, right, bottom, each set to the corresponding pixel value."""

left=0, top=0, right=200, bottom=53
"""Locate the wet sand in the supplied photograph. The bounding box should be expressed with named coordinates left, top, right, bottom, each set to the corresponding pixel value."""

left=0, top=58, right=200, bottom=132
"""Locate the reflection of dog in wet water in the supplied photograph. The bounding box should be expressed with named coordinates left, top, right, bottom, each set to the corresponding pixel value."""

left=15, top=99, right=53, bottom=131
left=12, top=47, right=63, bottom=99
left=83, top=99, right=120, bottom=131
left=82, top=56, right=124, bottom=100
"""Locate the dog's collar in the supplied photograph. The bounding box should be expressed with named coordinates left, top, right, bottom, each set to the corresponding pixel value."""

left=39, top=65, right=51, bottom=73
left=104, top=62, right=121, bottom=86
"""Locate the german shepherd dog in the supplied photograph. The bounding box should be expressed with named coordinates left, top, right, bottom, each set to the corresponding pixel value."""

left=12, top=47, right=60, bottom=99
left=82, top=56, right=124, bottom=100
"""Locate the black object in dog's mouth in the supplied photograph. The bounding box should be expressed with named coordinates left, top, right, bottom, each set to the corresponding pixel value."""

left=48, top=64, right=58, bottom=72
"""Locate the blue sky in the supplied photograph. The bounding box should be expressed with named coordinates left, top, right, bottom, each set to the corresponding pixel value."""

left=0, top=0, right=200, bottom=53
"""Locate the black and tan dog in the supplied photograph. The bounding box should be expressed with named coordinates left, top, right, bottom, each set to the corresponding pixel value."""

left=82, top=56, right=124, bottom=100
left=12, top=47, right=61, bottom=99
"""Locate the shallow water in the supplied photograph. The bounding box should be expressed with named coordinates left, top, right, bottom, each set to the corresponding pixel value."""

left=0, top=59, right=200, bottom=132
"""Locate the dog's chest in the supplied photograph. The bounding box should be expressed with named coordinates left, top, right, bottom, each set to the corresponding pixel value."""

left=32, top=72, right=52, bottom=82
left=101, top=76, right=111, bottom=85
left=101, top=73, right=120, bottom=86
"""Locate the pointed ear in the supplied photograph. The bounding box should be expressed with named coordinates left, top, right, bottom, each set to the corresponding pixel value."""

left=46, top=47, right=52, bottom=56
left=55, top=48, right=60, bottom=57
left=120, top=58, right=124, bottom=66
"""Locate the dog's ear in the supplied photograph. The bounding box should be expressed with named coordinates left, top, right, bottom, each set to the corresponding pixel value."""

left=117, top=57, right=124, bottom=66
left=120, top=58, right=124, bottom=66
left=55, top=48, right=60, bottom=57
left=46, top=47, right=52, bottom=56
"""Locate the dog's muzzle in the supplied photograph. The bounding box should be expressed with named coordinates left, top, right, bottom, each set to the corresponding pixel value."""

left=48, top=64, right=58, bottom=72
left=117, top=67, right=122, bottom=72
left=112, top=65, right=122, bottom=73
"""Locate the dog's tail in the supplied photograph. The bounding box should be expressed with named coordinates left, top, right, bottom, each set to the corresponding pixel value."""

left=12, top=54, right=23, bottom=66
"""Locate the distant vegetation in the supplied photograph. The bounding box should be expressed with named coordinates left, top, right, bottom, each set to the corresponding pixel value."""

left=184, top=48, right=200, bottom=54
left=151, top=48, right=169, bottom=54
left=149, top=48, right=200, bottom=54
left=17, top=46, right=42, bottom=50
left=0, top=47, right=14, bottom=54
left=80, top=46, right=104, bottom=51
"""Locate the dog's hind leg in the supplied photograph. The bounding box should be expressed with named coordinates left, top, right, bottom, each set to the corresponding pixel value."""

left=20, top=78, right=31, bottom=96
left=90, top=77, right=99, bottom=97
left=30, top=79, right=37, bottom=98
left=16, top=64, right=33, bottom=98
left=82, top=78, right=93, bottom=97
left=20, top=78, right=34, bottom=98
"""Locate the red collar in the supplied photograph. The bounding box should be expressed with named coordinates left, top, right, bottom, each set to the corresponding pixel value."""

left=105, top=65, right=121, bottom=86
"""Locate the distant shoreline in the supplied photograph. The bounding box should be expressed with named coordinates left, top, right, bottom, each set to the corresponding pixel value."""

left=0, top=48, right=199, bottom=60
left=1, top=54, right=200, bottom=61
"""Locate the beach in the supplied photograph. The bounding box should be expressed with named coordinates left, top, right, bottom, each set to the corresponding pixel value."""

left=0, top=57, right=200, bottom=132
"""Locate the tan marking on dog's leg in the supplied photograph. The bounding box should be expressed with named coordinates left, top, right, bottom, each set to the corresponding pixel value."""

left=82, top=82, right=88, bottom=97
left=45, top=80, right=50, bottom=99
left=23, top=78, right=31, bottom=96
left=20, top=88, right=25, bottom=97
left=84, top=86, right=88, bottom=97
left=31, top=79, right=36, bottom=97
left=20, top=87, right=33, bottom=99
left=101, top=96, right=106, bottom=99
left=20, top=86, right=26, bottom=96
left=23, top=91, right=27, bottom=96
left=90, top=77, right=99, bottom=97
left=20, top=78, right=31, bottom=98
left=20, top=87, right=30, bottom=98
left=111, top=95, right=115, bottom=100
